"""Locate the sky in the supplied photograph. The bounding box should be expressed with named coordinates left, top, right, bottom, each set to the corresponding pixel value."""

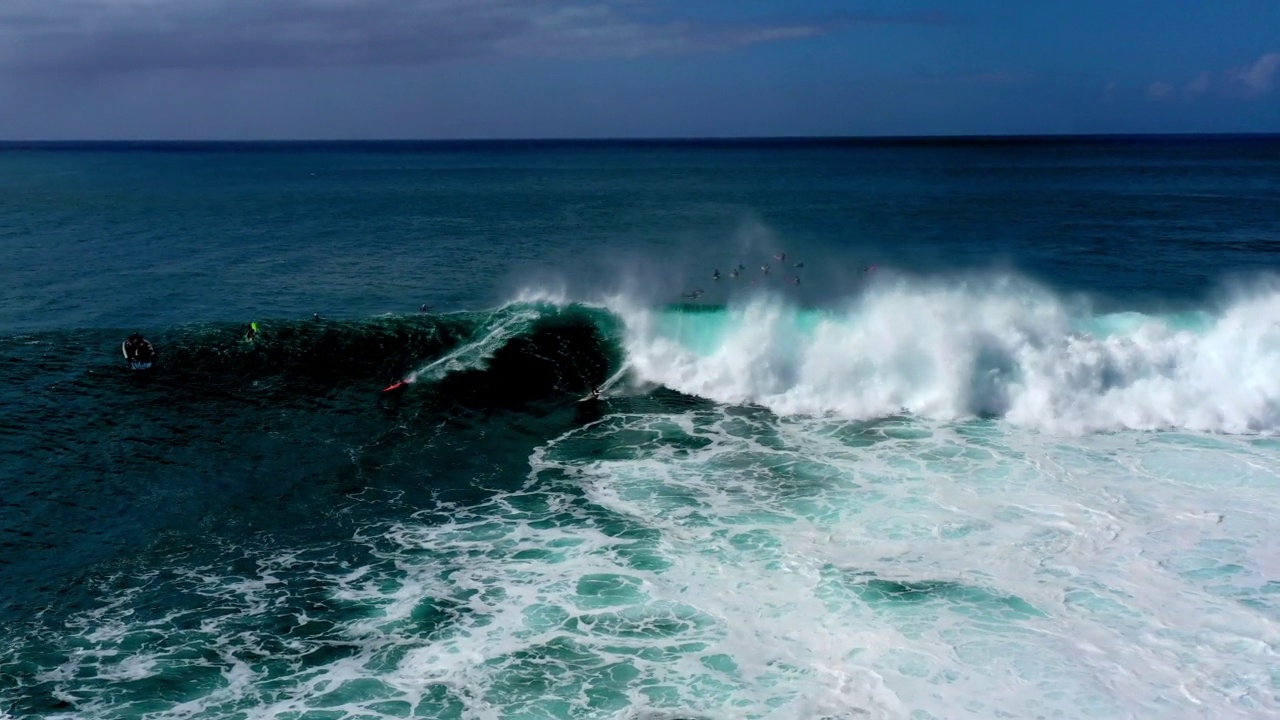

left=0, top=0, right=1277, bottom=139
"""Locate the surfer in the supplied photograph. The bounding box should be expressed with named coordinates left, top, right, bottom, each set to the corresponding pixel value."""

left=577, top=385, right=603, bottom=404
left=420, top=304, right=432, bottom=313
left=244, top=322, right=259, bottom=342
left=122, top=333, right=156, bottom=370
left=713, top=269, right=721, bottom=281
left=682, top=289, right=705, bottom=299
left=382, top=377, right=415, bottom=393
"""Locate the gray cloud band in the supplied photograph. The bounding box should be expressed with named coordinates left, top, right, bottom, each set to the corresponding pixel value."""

left=0, top=0, right=954, bottom=74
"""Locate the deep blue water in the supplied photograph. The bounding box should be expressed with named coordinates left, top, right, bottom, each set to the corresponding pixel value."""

left=4, top=137, right=1278, bottom=334
left=2, top=137, right=1280, bottom=720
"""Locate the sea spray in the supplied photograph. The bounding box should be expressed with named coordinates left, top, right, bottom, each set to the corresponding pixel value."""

left=614, top=276, right=1280, bottom=434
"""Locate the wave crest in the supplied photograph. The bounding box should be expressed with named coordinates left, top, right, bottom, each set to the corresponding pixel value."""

left=617, top=277, right=1280, bottom=434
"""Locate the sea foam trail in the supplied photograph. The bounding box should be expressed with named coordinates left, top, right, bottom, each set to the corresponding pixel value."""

left=405, top=306, right=543, bottom=383
left=615, top=277, right=1280, bottom=434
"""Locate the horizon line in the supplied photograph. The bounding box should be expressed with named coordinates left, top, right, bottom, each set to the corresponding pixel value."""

left=2, top=132, right=1279, bottom=146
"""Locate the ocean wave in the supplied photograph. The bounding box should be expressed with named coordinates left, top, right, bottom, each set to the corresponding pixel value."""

left=615, top=275, right=1280, bottom=434
left=8, top=273, right=1279, bottom=434
left=1, top=302, right=624, bottom=412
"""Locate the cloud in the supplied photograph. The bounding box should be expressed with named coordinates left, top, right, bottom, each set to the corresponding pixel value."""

left=1143, top=52, right=1278, bottom=103
left=0, top=0, right=952, bottom=75
left=1228, top=52, right=1280, bottom=96
left=1183, top=70, right=1210, bottom=97
left=1146, top=81, right=1173, bottom=100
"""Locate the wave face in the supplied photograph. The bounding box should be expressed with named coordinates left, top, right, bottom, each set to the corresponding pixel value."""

left=2, top=302, right=623, bottom=410
left=618, top=276, right=1280, bottom=434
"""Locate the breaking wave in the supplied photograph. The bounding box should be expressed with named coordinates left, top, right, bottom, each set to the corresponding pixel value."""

left=617, top=275, right=1280, bottom=434
left=8, top=272, right=1279, bottom=435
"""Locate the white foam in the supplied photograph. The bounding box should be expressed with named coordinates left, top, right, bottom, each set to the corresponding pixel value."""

left=9, top=413, right=1280, bottom=718
left=524, top=411, right=1280, bottom=719
left=616, top=276, right=1280, bottom=434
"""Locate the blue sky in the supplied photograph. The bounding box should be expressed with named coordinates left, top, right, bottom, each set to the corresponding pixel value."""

left=0, top=0, right=1276, bottom=139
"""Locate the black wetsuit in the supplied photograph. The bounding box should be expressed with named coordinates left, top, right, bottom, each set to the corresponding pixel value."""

left=124, top=334, right=156, bottom=367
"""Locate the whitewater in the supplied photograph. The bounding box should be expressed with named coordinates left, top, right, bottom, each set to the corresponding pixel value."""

left=398, top=275, right=1280, bottom=717
left=550, top=270, right=1279, bottom=434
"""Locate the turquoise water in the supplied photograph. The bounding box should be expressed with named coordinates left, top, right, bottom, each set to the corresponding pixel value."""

left=2, top=138, right=1280, bottom=719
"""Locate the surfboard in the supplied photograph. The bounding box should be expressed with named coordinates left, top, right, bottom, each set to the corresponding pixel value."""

left=382, top=378, right=414, bottom=393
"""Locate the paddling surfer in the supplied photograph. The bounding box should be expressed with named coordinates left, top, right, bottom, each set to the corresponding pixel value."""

left=122, top=333, right=156, bottom=370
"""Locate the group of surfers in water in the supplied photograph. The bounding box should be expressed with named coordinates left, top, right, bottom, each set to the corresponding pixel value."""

left=122, top=305, right=445, bottom=396
left=680, top=252, right=876, bottom=300
left=122, top=317, right=607, bottom=402
left=680, top=252, right=803, bottom=300
left=123, top=305, right=440, bottom=370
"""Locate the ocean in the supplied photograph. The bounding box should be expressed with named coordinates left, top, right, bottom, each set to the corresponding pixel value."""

left=2, top=136, right=1279, bottom=719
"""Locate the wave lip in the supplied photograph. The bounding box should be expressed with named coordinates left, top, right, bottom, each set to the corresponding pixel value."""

left=615, top=276, right=1280, bottom=435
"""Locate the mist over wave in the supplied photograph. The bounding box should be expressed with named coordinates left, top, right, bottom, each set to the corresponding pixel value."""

left=606, top=272, right=1280, bottom=435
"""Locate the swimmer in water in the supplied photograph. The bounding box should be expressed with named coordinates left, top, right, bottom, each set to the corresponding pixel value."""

left=122, top=333, right=156, bottom=370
